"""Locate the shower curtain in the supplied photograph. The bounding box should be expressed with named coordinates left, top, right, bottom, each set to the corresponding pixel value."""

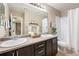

left=68, top=8, right=79, bottom=53
left=56, top=15, right=70, bottom=48
left=56, top=8, right=79, bottom=53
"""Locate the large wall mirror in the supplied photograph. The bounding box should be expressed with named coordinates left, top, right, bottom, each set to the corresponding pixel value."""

left=1, top=3, right=48, bottom=37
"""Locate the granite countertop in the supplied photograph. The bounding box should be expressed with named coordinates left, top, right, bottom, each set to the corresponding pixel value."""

left=0, top=34, right=57, bottom=54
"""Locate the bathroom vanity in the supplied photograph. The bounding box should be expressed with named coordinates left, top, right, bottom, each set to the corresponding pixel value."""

left=0, top=34, right=57, bottom=56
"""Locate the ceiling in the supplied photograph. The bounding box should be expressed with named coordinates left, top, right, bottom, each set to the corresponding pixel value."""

left=47, top=3, right=79, bottom=12
left=8, top=3, right=47, bottom=17
left=8, top=3, right=79, bottom=14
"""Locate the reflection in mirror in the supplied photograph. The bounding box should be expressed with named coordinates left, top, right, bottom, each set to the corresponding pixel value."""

left=42, top=18, right=48, bottom=34
left=9, top=14, right=23, bottom=36
left=24, top=3, right=48, bottom=36
left=0, top=3, right=6, bottom=38
left=28, top=22, right=40, bottom=37
left=3, top=3, right=48, bottom=37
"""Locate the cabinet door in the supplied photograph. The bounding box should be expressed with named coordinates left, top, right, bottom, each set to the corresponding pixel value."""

left=0, top=51, right=16, bottom=56
left=51, top=37, right=58, bottom=56
left=46, top=39, right=52, bottom=56
left=46, top=37, right=58, bottom=56
left=17, top=45, right=34, bottom=56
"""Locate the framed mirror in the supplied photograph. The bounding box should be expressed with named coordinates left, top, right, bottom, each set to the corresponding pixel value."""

left=28, top=22, right=40, bottom=36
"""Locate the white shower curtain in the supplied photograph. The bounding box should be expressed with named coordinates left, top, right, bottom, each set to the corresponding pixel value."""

left=56, top=16, right=68, bottom=42
left=56, top=15, right=71, bottom=48
left=56, top=8, right=79, bottom=53
left=68, top=8, right=79, bottom=53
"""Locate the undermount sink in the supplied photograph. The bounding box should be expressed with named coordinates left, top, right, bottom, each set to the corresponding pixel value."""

left=0, top=38, right=27, bottom=47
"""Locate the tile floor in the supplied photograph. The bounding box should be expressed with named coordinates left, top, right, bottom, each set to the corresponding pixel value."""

left=56, top=50, right=79, bottom=56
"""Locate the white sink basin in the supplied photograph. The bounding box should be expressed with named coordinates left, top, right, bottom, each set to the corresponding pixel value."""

left=0, top=38, right=27, bottom=47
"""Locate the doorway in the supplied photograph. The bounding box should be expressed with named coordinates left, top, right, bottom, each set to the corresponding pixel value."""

left=16, top=23, right=21, bottom=35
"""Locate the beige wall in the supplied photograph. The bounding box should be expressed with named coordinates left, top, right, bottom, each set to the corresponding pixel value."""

left=0, top=3, right=5, bottom=15
left=60, top=10, right=68, bottom=17
left=46, top=5, right=61, bottom=33
left=10, top=9, right=24, bottom=17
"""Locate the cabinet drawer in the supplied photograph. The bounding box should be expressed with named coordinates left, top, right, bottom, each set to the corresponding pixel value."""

left=35, top=47, right=45, bottom=56
left=35, top=52, right=45, bottom=56
left=34, top=41, right=45, bottom=49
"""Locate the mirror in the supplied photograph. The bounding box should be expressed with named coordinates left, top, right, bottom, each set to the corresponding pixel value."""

left=4, top=3, right=48, bottom=37
left=28, top=22, right=40, bottom=36
left=0, top=3, right=5, bottom=26
left=0, top=3, right=6, bottom=38
left=24, top=3, right=48, bottom=35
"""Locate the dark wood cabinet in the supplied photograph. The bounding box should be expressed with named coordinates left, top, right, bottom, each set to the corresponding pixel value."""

left=33, top=41, right=46, bottom=56
left=46, top=37, right=58, bottom=56
left=17, top=45, right=34, bottom=56
left=34, top=47, right=45, bottom=56
left=51, top=37, right=58, bottom=55
left=34, top=41, right=45, bottom=50
left=46, top=39, right=52, bottom=56
left=0, top=37, right=58, bottom=56
left=0, top=50, right=16, bottom=56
